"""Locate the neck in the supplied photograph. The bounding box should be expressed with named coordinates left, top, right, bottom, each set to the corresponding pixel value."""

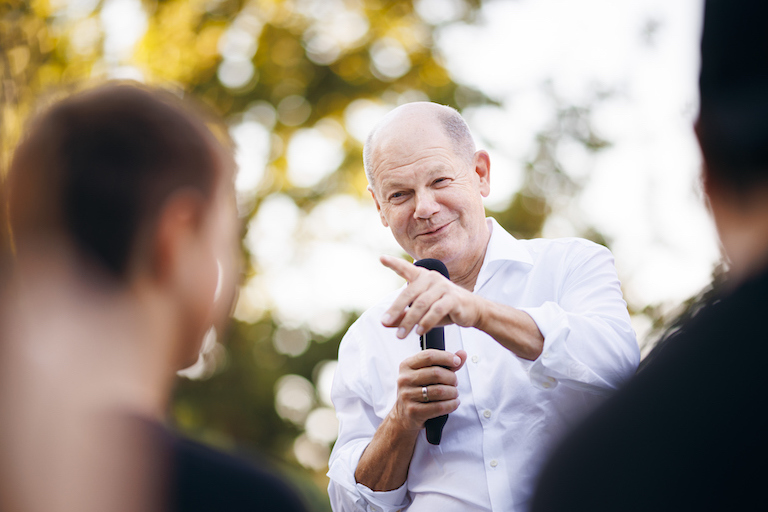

left=452, top=252, right=486, bottom=291
left=5, top=246, right=178, bottom=420
left=0, top=245, right=181, bottom=512
left=710, top=184, right=768, bottom=287
left=719, top=216, right=768, bottom=286
left=451, top=227, right=491, bottom=292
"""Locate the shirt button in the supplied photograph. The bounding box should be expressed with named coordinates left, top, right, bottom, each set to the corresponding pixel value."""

left=542, top=351, right=550, bottom=359
left=471, top=355, right=479, bottom=363
left=483, top=409, right=492, bottom=418
left=542, top=382, right=551, bottom=389
left=490, top=460, right=498, bottom=468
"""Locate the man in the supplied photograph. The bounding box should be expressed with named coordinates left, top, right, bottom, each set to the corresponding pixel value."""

left=328, top=102, right=640, bottom=511
left=0, top=83, right=307, bottom=512
left=530, top=2, right=768, bottom=510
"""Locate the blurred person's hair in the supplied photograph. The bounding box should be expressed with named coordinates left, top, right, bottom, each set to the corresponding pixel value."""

left=6, top=82, right=232, bottom=281
left=696, top=0, right=768, bottom=190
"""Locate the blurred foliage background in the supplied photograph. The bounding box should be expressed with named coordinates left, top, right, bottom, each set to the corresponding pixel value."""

left=0, top=0, right=717, bottom=509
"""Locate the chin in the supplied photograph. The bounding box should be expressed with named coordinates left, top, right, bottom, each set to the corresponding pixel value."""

left=415, top=241, right=459, bottom=263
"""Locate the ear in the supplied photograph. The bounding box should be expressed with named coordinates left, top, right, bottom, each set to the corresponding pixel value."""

left=474, top=150, right=491, bottom=197
left=151, top=190, right=206, bottom=284
left=368, top=184, right=389, bottom=227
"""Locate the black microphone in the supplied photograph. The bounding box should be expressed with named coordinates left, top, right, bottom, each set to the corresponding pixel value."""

left=413, top=258, right=450, bottom=445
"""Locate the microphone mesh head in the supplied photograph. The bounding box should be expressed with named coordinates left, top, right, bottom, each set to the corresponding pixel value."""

left=414, top=258, right=449, bottom=280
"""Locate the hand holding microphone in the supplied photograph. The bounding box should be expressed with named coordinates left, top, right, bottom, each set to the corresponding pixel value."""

left=380, top=255, right=472, bottom=445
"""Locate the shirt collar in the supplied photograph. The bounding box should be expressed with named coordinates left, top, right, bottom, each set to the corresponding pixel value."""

left=474, top=217, right=533, bottom=291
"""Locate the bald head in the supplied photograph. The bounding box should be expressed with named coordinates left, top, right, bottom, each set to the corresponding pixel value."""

left=363, top=102, right=475, bottom=188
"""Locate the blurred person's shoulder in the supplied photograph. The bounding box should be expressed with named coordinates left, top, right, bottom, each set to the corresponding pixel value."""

left=531, top=265, right=768, bottom=512
left=142, top=421, right=309, bottom=512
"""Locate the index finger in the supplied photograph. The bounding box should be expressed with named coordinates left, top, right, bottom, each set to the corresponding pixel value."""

left=380, top=255, right=422, bottom=282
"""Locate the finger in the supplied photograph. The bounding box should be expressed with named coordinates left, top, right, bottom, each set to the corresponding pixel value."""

left=402, top=398, right=461, bottom=427
left=381, top=285, right=420, bottom=329
left=420, top=398, right=461, bottom=420
left=381, top=274, right=434, bottom=331
left=382, top=269, right=449, bottom=332
left=394, top=286, right=447, bottom=339
left=382, top=267, right=433, bottom=327
left=411, top=384, right=459, bottom=403
left=380, top=255, right=422, bottom=282
left=452, top=350, right=468, bottom=372
left=406, top=349, right=463, bottom=370
left=414, top=295, right=454, bottom=336
left=398, top=362, right=457, bottom=388
left=411, top=365, right=459, bottom=387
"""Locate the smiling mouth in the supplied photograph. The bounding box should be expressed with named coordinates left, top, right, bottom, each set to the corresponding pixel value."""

left=417, top=220, right=453, bottom=237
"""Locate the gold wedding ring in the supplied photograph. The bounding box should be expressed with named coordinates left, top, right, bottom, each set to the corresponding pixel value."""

left=422, top=386, right=429, bottom=403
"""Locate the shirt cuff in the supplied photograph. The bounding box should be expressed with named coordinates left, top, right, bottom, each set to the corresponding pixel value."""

left=521, top=301, right=619, bottom=395
left=355, top=482, right=409, bottom=512
left=519, top=301, right=571, bottom=390
left=328, top=439, right=410, bottom=512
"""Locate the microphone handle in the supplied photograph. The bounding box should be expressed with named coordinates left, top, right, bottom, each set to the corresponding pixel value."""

left=420, top=327, right=448, bottom=445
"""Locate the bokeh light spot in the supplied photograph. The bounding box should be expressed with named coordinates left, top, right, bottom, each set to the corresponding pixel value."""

left=275, top=374, right=316, bottom=425
left=304, top=407, right=339, bottom=445
left=370, top=37, right=411, bottom=80
left=277, top=95, right=312, bottom=126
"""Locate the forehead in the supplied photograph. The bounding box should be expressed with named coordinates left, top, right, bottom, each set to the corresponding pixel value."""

left=370, top=118, right=458, bottom=186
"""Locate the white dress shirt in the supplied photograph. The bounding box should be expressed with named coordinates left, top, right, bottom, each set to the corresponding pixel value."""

left=327, top=218, right=639, bottom=512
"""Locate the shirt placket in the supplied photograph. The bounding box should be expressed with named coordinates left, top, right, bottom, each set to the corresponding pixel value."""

left=459, top=325, right=515, bottom=511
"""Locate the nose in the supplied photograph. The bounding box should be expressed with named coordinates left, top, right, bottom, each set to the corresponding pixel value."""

left=413, top=190, right=440, bottom=219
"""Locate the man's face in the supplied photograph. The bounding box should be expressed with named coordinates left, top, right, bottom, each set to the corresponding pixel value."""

left=369, top=118, right=490, bottom=276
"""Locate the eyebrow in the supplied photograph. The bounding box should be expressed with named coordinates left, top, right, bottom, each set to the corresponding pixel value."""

left=379, top=179, right=409, bottom=192
left=378, top=167, right=450, bottom=191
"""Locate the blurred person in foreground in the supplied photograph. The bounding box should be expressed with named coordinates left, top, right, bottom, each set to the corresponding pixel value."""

left=0, top=83, right=307, bottom=512
left=327, top=102, right=640, bottom=511
left=531, top=1, right=768, bottom=510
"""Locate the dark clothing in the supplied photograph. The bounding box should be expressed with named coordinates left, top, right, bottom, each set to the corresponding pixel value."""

left=140, top=421, right=308, bottom=512
left=170, top=433, right=308, bottom=512
left=531, top=267, right=768, bottom=511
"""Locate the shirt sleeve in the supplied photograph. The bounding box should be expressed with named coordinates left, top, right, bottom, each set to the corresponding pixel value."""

left=327, top=326, right=411, bottom=512
left=518, top=242, right=640, bottom=395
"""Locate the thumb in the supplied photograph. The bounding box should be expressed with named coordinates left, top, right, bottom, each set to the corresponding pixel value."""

left=451, top=350, right=468, bottom=371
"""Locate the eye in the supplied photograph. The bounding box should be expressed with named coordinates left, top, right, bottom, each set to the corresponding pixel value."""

left=387, top=191, right=409, bottom=204
left=432, top=177, right=450, bottom=187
